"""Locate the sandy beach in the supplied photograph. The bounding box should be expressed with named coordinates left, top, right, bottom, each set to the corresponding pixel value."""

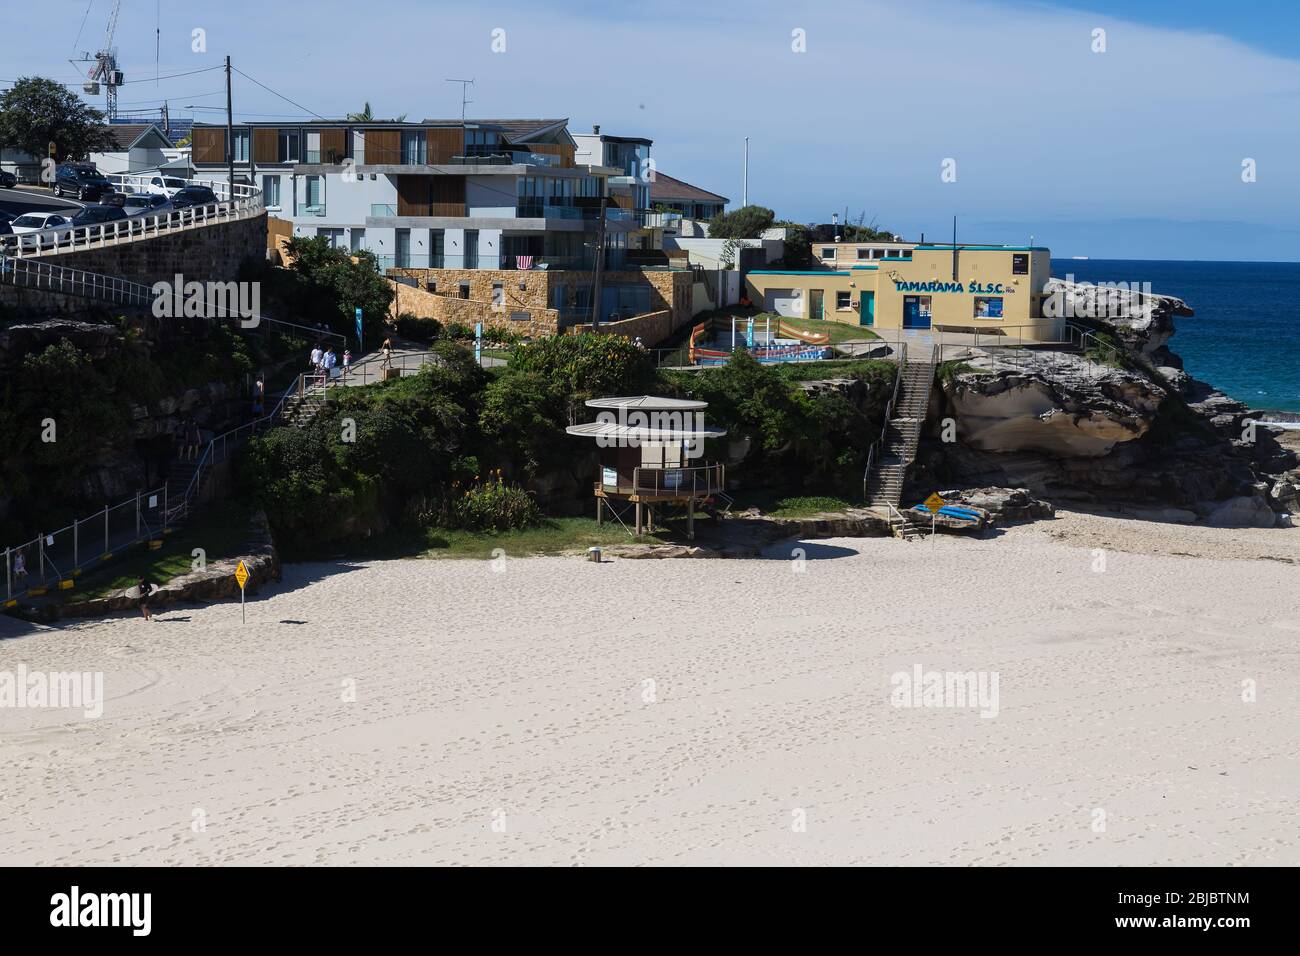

left=1, top=514, right=1297, bottom=866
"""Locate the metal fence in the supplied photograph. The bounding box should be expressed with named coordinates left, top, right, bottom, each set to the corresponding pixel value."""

left=4, top=487, right=170, bottom=602
left=6, top=175, right=263, bottom=259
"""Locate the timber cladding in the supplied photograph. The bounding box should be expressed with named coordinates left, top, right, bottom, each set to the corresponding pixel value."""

left=319, top=128, right=347, bottom=163
left=193, top=127, right=225, bottom=164
left=363, top=128, right=401, bottom=164
left=427, top=127, right=462, bottom=163
left=396, top=175, right=466, bottom=216
left=253, top=128, right=279, bottom=164
left=526, top=143, right=574, bottom=168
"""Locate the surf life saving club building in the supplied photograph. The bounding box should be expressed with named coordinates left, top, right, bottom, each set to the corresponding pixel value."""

left=745, top=244, right=1059, bottom=340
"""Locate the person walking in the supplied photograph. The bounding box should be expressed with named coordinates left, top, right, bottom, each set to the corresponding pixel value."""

left=137, top=576, right=155, bottom=622
left=187, top=419, right=204, bottom=461
left=252, top=375, right=265, bottom=416
left=380, top=337, right=394, bottom=371
left=342, top=349, right=353, bottom=380
left=323, top=347, right=337, bottom=380
left=310, top=343, right=323, bottom=373
left=13, top=549, right=27, bottom=586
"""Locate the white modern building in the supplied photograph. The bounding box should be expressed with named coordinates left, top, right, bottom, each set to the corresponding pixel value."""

left=191, top=118, right=657, bottom=272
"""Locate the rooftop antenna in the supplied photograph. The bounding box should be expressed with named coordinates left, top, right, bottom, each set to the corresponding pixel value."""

left=155, top=0, right=160, bottom=85
left=445, top=78, right=474, bottom=124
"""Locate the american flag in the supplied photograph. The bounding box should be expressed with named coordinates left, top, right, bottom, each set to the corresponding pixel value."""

left=516, top=255, right=534, bottom=270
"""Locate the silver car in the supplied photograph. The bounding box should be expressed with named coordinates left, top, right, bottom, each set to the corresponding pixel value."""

left=122, top=192, right=174, bottom=218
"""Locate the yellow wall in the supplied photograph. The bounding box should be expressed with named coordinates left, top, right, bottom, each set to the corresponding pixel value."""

left=745, top=247, right=1061, bottom=340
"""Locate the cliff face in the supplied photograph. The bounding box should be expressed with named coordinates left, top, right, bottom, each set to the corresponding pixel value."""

left=928, top=282, right=1297, bottom=527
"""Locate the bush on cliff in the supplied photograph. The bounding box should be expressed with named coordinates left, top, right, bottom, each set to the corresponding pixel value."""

left=508, top=333, right=656, bottom=410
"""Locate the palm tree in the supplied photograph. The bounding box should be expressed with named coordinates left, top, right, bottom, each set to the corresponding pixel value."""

left=346, top=102, right=406, bottom=122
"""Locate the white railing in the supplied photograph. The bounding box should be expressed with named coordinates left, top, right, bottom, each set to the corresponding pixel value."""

left=5, top=174, right=263, bottom=259
left=0, top=255, right=154, bottom=305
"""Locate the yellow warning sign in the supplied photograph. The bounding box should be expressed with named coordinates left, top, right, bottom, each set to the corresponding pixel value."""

left=234, top=560, right=250, bottom=590
left=923, top=493, right=946, bottom=514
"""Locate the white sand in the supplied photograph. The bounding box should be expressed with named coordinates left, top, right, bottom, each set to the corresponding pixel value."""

left=1, top=519, right=1297, bottom=866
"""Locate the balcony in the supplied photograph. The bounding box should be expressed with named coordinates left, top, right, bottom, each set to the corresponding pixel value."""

left=514, top=203, right=636, bottom=222
left=301, top=204, right=326, bottom=217
left=370, top=203, right=397, bottom=217
left=596, top=464, right=726, bottom=499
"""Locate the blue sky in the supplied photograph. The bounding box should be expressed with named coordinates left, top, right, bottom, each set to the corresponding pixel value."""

left=6, top=0, right=1300, bottom=260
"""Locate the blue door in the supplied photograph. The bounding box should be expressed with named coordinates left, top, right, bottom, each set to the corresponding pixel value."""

left=903, top=295, right=932, bottom=329
left=859, top=292, right=875, bottom=326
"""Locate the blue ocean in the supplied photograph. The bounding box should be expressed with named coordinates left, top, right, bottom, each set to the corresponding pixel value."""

left=1050, top=259, right=1300, bottom=412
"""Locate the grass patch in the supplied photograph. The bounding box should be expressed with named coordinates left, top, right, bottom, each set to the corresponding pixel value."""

left=772, top=358, right=896, bottom=383
left=729, top=490, right=858, bottom=517
left=300, top=517, right=668, bottom=562
left=60, top=502, right=254, bottom=602
left=749, top=313, right=879, bottom=344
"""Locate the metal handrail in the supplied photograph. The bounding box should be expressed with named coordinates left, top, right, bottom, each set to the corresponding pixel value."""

left=7, top=175, right=262, bottom=259
left=605, top=464, right=727, bottom=498
left=863, top=341, right=908, bottom=499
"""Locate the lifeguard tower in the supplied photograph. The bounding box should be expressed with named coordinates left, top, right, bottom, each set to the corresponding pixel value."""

left=565, top=396, right=727, bottom=539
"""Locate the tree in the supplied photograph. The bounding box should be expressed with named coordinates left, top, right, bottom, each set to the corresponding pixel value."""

left=0, top=77, right=115, bottom=162
left=345, top=102, right=407, bottom=122
left=772, top=221, right=813, bottom=269
left=707, top=205, right=775, bottom=239
left=281, top=236, right=394, bottom=342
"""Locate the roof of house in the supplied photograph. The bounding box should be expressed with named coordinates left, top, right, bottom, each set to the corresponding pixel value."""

left=420, top=118, right=570, bottom=142
left=99, top=124, right=173, bottom=151
left=650, top=172, right=729, bottom=205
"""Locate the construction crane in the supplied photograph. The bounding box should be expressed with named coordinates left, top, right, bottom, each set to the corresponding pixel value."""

left=70, top=0, right=124, bottom=119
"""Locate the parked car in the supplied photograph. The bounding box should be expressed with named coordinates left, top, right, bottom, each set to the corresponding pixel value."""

left=0, top=170, right=17, bottom=188
left=169, top=184, right=220, bottom=211
left=121, top=192, right=173, bottom=218
left=53, top=163, right=114, bottom=201
left=8, top=211, right=71, bottom=235
left=65, top=203, right=129, bottom=238
left=143, top=175, right=189, bottom=198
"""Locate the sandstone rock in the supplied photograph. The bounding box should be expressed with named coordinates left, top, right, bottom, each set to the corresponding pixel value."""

left=1041, top=277, right=1192, bottom=356
left=937, top=486, right=1054, bottom=524
left=1203, top=495, right=1276, bottom=529
left=943, top=354, right=1165, bottom=458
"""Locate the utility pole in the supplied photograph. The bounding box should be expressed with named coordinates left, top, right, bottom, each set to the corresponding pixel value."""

left=225, top=55, right=235, bottom=202
left=742, top=137, right=749, bottom=207
left=590, top=198, right=609, bottom=329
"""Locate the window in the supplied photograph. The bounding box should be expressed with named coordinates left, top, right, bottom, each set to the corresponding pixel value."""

left=350, top=228, right=365, bottom=253
left=492, top=282, right=504, bottom=310
left=857, top=248, right=872, bottom=260
left=820, top=247, right=835, bottom=259
left=395, top=229, right=411, bottom=268
left=464, top=229, right=479, bottom=269
left=1012, top=253, right=1029, bottom=275
left=974, top=296, right=1004, bottom=319
left=465, top=128, right=500, bottom=156
left=430, top=230, right=444, bottom=268
left=458, top=281, right=471, bottom=300
left=317, top=227, right=344, bottom=248
left=232, top=130, right=250, bottom=163
left=304, top=175, right=325, bottom=215
left=836, top=291, right=851, bottom=310
left=401, top=131, right=427, bottom=165
left=261, top=175, right=281, bottom=208
left=278, top=130, right=299, bottom=163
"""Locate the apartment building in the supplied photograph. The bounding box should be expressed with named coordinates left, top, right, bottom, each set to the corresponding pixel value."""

left=191, top=117, right=694, bottom=342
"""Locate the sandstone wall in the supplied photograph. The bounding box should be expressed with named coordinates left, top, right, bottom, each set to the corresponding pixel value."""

left=26, top=213, right=268, bottom=286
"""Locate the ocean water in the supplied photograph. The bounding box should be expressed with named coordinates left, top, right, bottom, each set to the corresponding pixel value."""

left=1051, top=259, right=1300, bottom=412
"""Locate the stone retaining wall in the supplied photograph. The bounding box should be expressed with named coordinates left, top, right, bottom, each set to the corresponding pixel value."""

left=26, top=213, right=268, bottom=287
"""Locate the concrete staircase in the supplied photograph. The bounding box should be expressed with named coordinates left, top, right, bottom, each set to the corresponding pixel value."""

left=279, top=387, right=328, bottom=428
left=865, top=349, right=938, bottom=530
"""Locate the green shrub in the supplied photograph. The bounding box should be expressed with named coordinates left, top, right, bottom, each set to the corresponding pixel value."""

left=509, top=333, right=655, bottom=402
left=395, top=313, right=442, bottom=344
left=444, top=472, right=540, bottom=532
